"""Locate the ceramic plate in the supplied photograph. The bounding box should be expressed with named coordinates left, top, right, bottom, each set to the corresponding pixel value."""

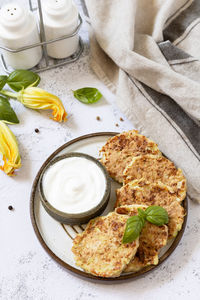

left=30, top=132, right=188, bottom=282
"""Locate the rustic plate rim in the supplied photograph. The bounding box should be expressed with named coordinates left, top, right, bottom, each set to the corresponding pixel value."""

left=30, top=131, right=188, bottom=282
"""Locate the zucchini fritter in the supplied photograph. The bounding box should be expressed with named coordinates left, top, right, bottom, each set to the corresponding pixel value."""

left=100, top=130, right=161, bottom=183
left=72, top=212, right=139, bottom=277
left=123, top=154, right=186, bottom=200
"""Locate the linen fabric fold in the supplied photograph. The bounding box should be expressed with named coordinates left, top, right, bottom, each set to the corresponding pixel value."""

left=82, top=0, right=200, bottom=202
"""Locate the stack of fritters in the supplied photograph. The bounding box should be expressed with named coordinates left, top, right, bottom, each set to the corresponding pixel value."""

left=101, top=131, right=186, bottom=268
left=72, top=130, right=186, bottom=277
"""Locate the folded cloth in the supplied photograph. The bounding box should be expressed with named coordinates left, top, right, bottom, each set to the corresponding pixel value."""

left=82, top=0, right=200, bottom=202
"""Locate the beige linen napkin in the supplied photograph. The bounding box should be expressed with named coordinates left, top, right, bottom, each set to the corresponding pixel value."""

left=82, top=0, right=200, bottom=202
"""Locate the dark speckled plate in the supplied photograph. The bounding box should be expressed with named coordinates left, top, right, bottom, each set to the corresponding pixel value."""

left=30, top=132, right=188, bottom=282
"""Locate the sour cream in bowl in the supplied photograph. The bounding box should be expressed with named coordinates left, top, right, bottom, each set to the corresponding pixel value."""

left=39, top=153, right=111, bottom=224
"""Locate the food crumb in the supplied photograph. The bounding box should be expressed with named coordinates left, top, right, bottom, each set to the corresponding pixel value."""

left=120, top=117, right=124, bottom=122
left=8, top=205, right=13, bottom=211
left=115, top=123, right=119, bottom=127
left=96, top=116, right=101, bottom=121
left=35, top=128, right=39, bottom=133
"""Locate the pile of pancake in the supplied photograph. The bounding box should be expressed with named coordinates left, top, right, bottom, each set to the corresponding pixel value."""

left=72, top=130, right=186, bottom=278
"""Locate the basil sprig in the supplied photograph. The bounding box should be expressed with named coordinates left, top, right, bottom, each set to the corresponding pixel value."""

left=123, top=206, right=168, bottom=244
left=0, top=96, right=19, bottom=124
left=6, top=70, right=40, bottom=92
left=73, top=87, right=102, bottom=104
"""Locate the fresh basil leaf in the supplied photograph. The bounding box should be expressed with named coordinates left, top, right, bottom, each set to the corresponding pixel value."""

left=0, top=96, right=19, bottom=124
left=0, top=75, right=8, bottom=90
left=73, top=87, right=102, bottom=104
left=122, top=215, right=144, bottom=244
left=7, top=70, right=40, bottom=92
left=138, top=208, right=147, bottom=221
left=145, top=206, right=168, bottom=226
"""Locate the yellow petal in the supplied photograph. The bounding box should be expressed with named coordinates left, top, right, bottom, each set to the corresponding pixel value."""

left=18, top=87, right=67, bottom=122
left=0, top=121, right=21, bottom=176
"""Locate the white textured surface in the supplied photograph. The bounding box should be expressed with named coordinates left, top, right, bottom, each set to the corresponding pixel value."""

left=0, top=1, right=200, bottom=299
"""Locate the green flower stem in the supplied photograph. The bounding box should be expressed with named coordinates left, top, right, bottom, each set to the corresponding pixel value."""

left=0, top=90, right=18, bottom=100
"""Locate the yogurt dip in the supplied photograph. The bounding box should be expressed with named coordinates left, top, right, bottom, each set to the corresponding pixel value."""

left=42, top=156, right=106, bottom=214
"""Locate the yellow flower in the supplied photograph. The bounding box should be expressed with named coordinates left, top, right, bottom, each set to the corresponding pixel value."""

left=0, top=121, right=21, bottom=176
left=18, top=87, right=67, bottom=122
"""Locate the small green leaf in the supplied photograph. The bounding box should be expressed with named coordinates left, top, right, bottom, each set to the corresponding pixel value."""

left=7, top=70, right=40, bottom=92
left=122, top=215, right=144, bottom=244
left=0, top=96, right=19, bottom=124
left=138, top=208, right=146, bottom=220
left=145, top=206, right=169, bottom=226
left=73, top=87, right=102, bottom=104
left=0, top=75, right=8, bottom=90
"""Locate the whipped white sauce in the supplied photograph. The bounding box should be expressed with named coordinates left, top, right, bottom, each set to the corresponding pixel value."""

left=42, top=156, right=106, bottom=214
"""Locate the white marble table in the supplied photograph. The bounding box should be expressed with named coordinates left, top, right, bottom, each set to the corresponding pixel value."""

left=1, top=1, right=200, bottom=299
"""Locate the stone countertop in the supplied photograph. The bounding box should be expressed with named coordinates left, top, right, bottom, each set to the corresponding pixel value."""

left=0, top=1, right=200, bottom=299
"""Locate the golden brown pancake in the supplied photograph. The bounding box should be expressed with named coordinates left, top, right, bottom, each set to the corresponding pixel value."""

left=72, top=212, right=139, bottom=278
left=115, top=205, right=168, bottom=272
left=100, top=130, right=161, bottom=183
left=123, top=154, right=186, bottom=200
left=116, top=180, right=185, bottom=238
